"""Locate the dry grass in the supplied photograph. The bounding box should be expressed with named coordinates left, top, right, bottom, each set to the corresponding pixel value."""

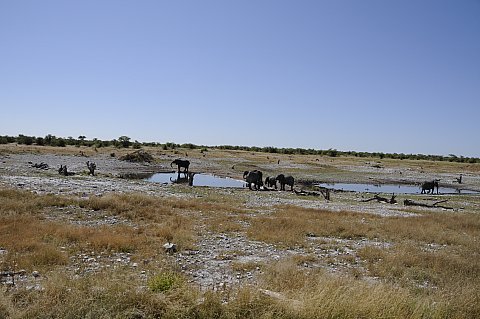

left=0, top=216, right=146, bottom=270
left=0, top=189, right=74, bottom=216
left=1, top=183, right=480, bottom=318
left=248, top=205, right=480, bottom=248
left=258, top=258, right=480, bottom=319
left=246, top=204, right=480, bottom=315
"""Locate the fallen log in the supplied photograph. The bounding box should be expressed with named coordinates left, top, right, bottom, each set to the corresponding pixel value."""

left=294, top=189, right=320, bottom=197
left=403, top=199, right=454, bottom=210
left=58, top=165, right=75, bottom=176
left=295, top=188, right=330, bottom=200
left=1, top=270, right=26, bottom=278
left=361, top=193, right=397, bottom=204
left=31, top=162, right=49, bottom=169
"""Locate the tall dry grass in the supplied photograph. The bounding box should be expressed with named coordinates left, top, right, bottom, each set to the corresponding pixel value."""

left=248, top=205, right=480, bottom=248
left=0, top=189, right=74, bottom=216
left=247, top=204, right=480, bottom=317
left=259, top=258, right=480, bottom=319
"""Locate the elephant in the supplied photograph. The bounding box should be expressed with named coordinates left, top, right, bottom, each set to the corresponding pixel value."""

left=276, top=174, right=295, bottom=191
left=264, top=176, right=277, bottom=189
left=421, top=180, right=439, bottom=194
left=171, top=159, right=190, bottom=173
left=243, top=170, right=263, bottom=190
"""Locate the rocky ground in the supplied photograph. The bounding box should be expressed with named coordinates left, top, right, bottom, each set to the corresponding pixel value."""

left=1, top=149, right=479, bottom=291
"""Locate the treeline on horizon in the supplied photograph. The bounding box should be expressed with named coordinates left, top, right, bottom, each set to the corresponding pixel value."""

left=1, top=133, right=479, bottom=164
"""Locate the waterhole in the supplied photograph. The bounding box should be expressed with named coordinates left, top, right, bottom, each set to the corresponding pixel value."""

left=317, top=183, right=479, bottom=194
left=146, top=172, right=246, bottom=188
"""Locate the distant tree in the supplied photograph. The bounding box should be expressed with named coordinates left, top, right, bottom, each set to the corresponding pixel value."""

left=67, top=136, right=79, bottom=146
left=44, top=134, right=55, bottom=146
left=326, top=148, right=338, bottom=157
left=78, top=135, right=86, bottom=146
left=17, top=134, right=34, bottom=145
left=133, top=140, right=142, bottom=149
left=181, top=143, right=197, bottom=149
left=35, top=137, right=45, bottom=146
left=165, top=142, right=176, bottom=149
left=55, top=138, right=66, bottom=147
left=0, top=136, right=9, bottom=144
left=118, top=136, right=131, bottom=148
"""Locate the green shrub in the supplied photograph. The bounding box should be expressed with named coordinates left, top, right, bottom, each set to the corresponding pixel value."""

left=147, top=271, right=184, bottom=293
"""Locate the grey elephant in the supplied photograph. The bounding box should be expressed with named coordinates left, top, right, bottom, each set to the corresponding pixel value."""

left=276, top=174, right=294, bottom=191
left=421, top=180, right=439, bottom=194
left=243, top=170, right=263, bottom=190
left=264, top=176, right=277, bottom=189
left=171, top=159, right=190, bottom=173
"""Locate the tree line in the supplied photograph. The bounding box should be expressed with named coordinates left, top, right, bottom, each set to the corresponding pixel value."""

left=1, top=134, right=478, bottom=164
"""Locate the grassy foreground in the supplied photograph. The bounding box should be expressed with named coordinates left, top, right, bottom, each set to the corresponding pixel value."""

left=1, top=186, right=479, bottom=318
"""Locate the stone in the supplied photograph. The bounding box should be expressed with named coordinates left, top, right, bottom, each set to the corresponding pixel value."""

left=163, top=242, right=177, bottom=254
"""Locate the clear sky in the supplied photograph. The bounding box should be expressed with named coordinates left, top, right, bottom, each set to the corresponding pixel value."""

left=1, top=1, right=479, bottom=157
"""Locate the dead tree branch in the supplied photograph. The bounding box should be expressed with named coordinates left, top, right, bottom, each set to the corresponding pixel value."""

left=58, top=165, right=75, bottom=176
left=403, top=199, right=454, bottom=210
left=295, top=188, right=331, bottom=200
left=361, top=193, right=397, bottom=204
left=86, top=161, right=96, bottom=176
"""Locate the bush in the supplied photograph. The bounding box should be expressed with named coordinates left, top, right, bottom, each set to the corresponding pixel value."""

left=148, top=272, right=184, bottom=293
left=119, top=150, right=153, bottom=163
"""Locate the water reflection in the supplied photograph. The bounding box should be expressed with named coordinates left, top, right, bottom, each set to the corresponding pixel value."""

left=169, top=172, right=195, bottom=186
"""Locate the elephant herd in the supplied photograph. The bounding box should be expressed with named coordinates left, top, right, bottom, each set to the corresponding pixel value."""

left=171, top=158, right=443, bottom=195
left=243, top=170, right=295, bottom=191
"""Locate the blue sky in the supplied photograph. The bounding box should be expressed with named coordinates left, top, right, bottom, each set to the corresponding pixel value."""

left=1, top=1, right=479, bottom=157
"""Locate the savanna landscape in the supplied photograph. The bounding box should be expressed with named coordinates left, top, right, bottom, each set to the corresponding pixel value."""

left=1, top=141, right=479, bottom=318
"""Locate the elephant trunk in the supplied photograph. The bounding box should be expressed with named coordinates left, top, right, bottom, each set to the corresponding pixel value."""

left=171, top=161, right=174, bottom=168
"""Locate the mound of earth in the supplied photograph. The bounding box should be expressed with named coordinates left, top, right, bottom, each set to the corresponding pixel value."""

left=119, top=150, right=154, bottom=163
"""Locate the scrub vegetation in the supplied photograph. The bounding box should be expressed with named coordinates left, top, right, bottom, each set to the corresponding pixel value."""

left=2, top=133, right=479, bottom=163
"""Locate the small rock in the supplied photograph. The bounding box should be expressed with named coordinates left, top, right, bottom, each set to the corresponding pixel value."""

left=163, top=242, right=177, bottom=254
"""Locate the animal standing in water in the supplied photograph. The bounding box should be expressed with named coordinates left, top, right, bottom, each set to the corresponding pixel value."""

left=421, top=180, right=439, bottom=194
left=171, top=159, right=190, bottom=173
